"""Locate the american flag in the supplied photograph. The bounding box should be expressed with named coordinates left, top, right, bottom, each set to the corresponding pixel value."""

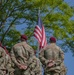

left=34, top=14, right=47, bottom=49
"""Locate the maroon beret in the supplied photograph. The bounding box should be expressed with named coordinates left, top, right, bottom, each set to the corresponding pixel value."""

left=50, top=37, right=56, bottom=43
left=21, top=35, right=27, bottom=40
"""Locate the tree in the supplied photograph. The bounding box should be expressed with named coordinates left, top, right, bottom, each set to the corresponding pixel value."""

left=0, top=0, right=74, bottom=55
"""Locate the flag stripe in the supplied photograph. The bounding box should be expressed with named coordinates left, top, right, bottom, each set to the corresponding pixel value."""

left=34, top=33, right=41, bottom=42
left=34, top=16, right=47, bottom=49
left=35, top=26, right=42, bottom=33
left=34, top=28, right=42, bottom=38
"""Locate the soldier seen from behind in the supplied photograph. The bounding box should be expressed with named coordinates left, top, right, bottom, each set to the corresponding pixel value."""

left=2, top=46, right=14, bottom=75
left=39, top=36, right=67, bottom=75
left=10, top=34, right=42, bottom=75
left=0, top=41, right=14, bottom=75
left=0, top=41, right=6, bottom=75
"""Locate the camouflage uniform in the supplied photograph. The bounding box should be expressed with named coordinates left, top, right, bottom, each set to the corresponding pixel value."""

left=5, top=54, right=14, bottom=75
left=39, top=43, right=67, bottom=75
left=11, top=41, right=42, bottom=75
left=2, top=46, right=14, bottom=75
left=0, top=47, right=7, bottom=75
left=0, top=46, right=14, bottom=75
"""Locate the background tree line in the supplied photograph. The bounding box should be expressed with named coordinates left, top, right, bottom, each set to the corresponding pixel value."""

left=0, top=0, right=74, bottom=55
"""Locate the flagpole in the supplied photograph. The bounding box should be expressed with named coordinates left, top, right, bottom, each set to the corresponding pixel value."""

left=37, top=8, right=44, bottom=75
left=34, top=7, right=45, bottom=75
left=36, top=42, right=39, bottom=58
left=36, top=8, right=40, bottom=58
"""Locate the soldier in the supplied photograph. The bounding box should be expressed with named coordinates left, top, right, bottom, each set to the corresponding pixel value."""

left=10, top=34, right=42, bottom=75
left=39, top=36, right=67, bottom=75
left=0, top=42, right=7, bottom=75
left=0, top=41, right=14, bottom=75
left=3, top=46, right=14, bottom=75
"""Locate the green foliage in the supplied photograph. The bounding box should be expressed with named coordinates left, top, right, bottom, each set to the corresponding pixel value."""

left=0, top=0, right=74, bottom=55
left=3, top=27, right=20, bottom=50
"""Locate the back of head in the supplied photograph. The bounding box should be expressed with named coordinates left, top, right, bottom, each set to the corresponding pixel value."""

left=21, top=34, right=27, bottom=41
left=49, top=36, right=56, bottom=43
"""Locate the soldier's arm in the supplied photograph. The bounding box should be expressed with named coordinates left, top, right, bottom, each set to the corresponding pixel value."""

left=55, top=48, right=64, bottom=66
left=11, top=46, right=28, bottom=70
left=17, top=46, right=27, bottom=61
left=28, top=46, right=34, bottom=57
left=11, top=47, right=20, bottom=66
left=26, top=45, right=35, bottom=65
left=5, top=55, right=14, bottom=73
left=39, top=50, right=49, bottom=65
left=0, top=48, right=6, bottom=65
left=23, top=44, right=34, bottom=57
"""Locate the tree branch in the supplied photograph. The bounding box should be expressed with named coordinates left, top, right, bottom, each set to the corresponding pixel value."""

left=1, top=17, right=17, bottom=43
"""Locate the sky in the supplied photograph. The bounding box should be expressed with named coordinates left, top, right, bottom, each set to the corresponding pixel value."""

left=64, top=51, right=74, bottom=75
left=64, top=0, right=74, bottom=6
left=16, top=0, right=74, bottom=75
left=64, top=1, right=74, bottom=75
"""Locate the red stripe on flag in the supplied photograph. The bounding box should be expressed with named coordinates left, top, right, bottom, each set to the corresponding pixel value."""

left=34, top=25, right=47, bottom=49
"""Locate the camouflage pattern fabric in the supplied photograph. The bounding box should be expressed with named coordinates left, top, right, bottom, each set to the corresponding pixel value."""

left=27, top=56, right=42, bottom=75
left=11, top=41, right=42, bottom=75
left=39, top=43, right=67, bottom=75
left=5, top=55, right=14, bottom=75
left=0, top=47, right=7, bottom=75
left=0, top=46, right=14, bottom=75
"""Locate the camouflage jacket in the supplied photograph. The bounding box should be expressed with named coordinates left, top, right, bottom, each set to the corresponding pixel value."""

left=11, top=41, right=35, bottom=67
left=39, top=43, right=65, bottom=72
left=0, top=47, right=6, bottom=70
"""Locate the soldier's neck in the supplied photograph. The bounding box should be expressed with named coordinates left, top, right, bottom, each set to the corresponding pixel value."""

left=50, top=43, right=56, bottom=45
